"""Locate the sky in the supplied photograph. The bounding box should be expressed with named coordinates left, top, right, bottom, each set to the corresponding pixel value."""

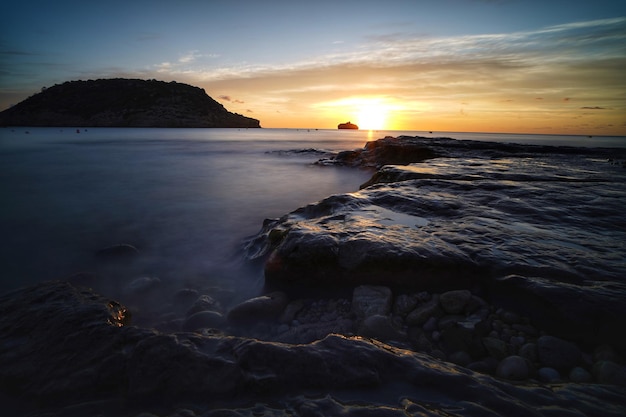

left=1, top=0, right=625, bottom=134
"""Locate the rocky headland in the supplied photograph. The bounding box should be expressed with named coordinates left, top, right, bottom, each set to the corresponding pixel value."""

left=0, top=79, right=260, bottom=128
left=1, top=136, right=626, bottom=416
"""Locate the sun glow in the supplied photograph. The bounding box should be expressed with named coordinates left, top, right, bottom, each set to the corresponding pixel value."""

left=314, top=97, right=401, bottom=130
left=355, top=100, right=388, bottom=130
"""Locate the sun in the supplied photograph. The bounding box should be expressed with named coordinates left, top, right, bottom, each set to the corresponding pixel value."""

left=356, top=101, right=388, bottom=130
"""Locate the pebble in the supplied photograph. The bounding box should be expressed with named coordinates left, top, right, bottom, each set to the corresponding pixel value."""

left=393, top=293, right=419, bottom=317
left=352, top=285, right=392, bottom=319
left=406, top=295, right=441, bottom=326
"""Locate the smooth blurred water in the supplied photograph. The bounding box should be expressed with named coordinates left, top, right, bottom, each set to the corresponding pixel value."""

left=1, top=127, right=624, bottom=309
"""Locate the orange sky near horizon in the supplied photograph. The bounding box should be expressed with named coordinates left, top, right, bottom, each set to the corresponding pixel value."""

left=2, top=2, right=625, bottom=136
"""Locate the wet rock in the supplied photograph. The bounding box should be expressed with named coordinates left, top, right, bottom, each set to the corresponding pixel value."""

left=467, top=359, right=498, bottom=374
left=519, top=343, right=538, bottom=363
left=227, top=292, right=288, bottom=325
left=569, top=367, right=592, bottom=383
left=393, top=293, right=419, bottom=317
left=438, top=314, right=465, bottom=330
left=537, top=335, right=582, bottom=371
left=186, top=294, right=221, bottom=317
left=449, top=351, right=472, bottom=366
left=406, top=295, right=442, bottom=326
left=95, top=243, right=139, bottom=261
left=182, top=311, right=225, bottom=332
left=439, top=290, right=472, bottom=314
left=247, top=136, right=626, bottom=350
left=327, top=135, right=438, bottom=168
left=174, top=288, right=200, bottom=307
left=3, top=281, right=626, bottom=416
left=358, top=315, right=405, bottom=342
left=593, top=361, right=626, bottom=386
left=351, top=285, right=392, bottom=319
left=594, top=345, right=621, bottom=363
left=422, top=316, right=438, bottom=333
left=500, top=310, right=521, bottom=325
left=277, top=319, right=354, bottom=344
left=497, top=356, right=529, bottom=381
left=538, top=367, right=561, bottom=383
left=482, top=337, right=509, bottom=361
left=279, top=299, right=306, bottom=324
left=124, top=276, right=161, bottom=295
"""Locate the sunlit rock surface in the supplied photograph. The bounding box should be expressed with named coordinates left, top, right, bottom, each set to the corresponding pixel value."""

left=1, top=281, right=625, bottom=416
left=246, top=136, right=626, bottom=346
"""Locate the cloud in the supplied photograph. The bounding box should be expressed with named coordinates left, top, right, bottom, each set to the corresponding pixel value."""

left=178, top=50, right=201, bottom=64
left=580, top=106, right=607, bottom=109
left=218, top=95, right=231, bottom=101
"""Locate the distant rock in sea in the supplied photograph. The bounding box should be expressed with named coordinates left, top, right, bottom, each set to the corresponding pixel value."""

left=338, top=121, right=358, bottom=129
left=0, top=78, right=261, bottom=128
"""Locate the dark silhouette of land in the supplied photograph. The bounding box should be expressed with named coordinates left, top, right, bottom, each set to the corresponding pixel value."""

left=0, top=78, right=261, bottom=128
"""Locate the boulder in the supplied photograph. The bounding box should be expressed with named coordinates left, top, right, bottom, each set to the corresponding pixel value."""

left=182, top=311, right=225, bottom=332
left=351, top=285, right=392, bottom=319
left=227, top=292, right=288, bottom=325
left=538, top=367, right=561, bottom=383
left=393, top=293, right=419, bottom=317
left=358, top=315, right=405, bottom=342
left=569, top=367, right=592, bottom=383
left=593, top=361, right=626, bottom=386
left=439, top=290, right=472, bottom=314
left=537, top=335, right=581, bottom=371
left=496, top=356, right=529, bottom=381
left=186, top=294, right=222, bottom=317
left=406, top=295, right=442, bottom=326
left=482, top=337, right=509, bottom=360
left=2, top=281, right=626, bottom=416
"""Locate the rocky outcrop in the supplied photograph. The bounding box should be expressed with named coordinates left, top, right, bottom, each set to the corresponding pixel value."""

left=245, top=136, right=626, bottom=348
left=338, top=121, right=358, bottom=129
left=1, top=281, right=625, bottom=417
left=0, top=78, right=261, bottom=128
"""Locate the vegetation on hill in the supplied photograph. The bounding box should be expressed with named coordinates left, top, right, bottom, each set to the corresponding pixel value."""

left=0, top=78, right=260, bottom=128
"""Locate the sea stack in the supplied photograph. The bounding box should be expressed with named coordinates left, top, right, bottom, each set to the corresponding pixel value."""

left=338, top=121, right=358, bottom=129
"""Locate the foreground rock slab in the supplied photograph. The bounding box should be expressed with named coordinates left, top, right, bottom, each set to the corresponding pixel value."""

left=245, top=136, right=626, bottom=347
left=1, top=281, right=625, bottom=416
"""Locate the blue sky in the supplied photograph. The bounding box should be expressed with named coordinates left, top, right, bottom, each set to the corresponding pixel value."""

left=1, top=0, right=625, bottom=133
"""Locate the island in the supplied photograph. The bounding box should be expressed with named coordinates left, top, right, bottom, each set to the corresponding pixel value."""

left=338, top=121, right=358, bottom=129
left=0, top=78, right=261, bottom=128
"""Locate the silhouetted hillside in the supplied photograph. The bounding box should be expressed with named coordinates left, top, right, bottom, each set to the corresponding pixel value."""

left=0, top=79, right=261, bottom=128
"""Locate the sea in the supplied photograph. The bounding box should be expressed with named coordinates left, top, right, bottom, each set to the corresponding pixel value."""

left=1, top=127, right=625, bottom=314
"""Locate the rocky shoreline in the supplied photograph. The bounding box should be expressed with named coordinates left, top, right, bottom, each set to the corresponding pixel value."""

left=2, top=135, right=626, bottom=416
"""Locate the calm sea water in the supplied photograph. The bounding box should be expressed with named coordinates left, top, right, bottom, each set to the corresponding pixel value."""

left=1, top=127, right=625, bottom=309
